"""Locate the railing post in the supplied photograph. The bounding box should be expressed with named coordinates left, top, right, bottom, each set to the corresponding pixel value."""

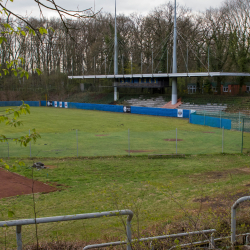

left=231, top=196, right=250, bottom=245
left=209, top=233, right=215, bottom=249
left=16, top=225, right=22, bottom=250
left=126, top=216, right=132, bottom=250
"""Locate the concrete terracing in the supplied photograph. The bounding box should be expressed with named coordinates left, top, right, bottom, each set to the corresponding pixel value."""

left=125, top=97, right=228, bottom=112
left=178, top=103, right=227, bottom=112
left=125, top=96, right=167, bottom=108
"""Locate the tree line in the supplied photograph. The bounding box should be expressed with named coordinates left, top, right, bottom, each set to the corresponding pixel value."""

left=0, top=0, right=250, bottom=96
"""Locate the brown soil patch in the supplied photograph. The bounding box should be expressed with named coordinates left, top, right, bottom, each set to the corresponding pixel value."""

left=190, top=167, right=250, bottom=182
left=95, top=134, right=109, bottom=137
left=164, top=139, right=183, bottom=141
left=125, top=150, right=155, bottom=153
left=0, top=168, right=57, bottom=199
left=45, top=165, right=58, bottom=169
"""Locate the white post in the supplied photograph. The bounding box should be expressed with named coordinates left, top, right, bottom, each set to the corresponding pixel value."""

left=114, top=0, right=118, bottom=101
left=176, top=128, right=177, bottom=155
left=171, top=0, right=177, bottom=105
left=152, top=47, right=154, bottom=76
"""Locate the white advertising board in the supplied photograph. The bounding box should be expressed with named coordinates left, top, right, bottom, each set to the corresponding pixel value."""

left=177, top=109, right=183, bottom=118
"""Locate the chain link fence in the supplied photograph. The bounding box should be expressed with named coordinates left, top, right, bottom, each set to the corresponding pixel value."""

left=0, top=127, right=246, bottom=158
left=194, top=110, right=249, bottom=131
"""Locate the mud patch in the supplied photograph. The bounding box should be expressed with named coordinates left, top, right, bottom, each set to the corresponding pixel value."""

left=45, top=165, right=58, bottom=169
left=191, top=168, right=250, bottom=181
left=125, top=150, right=155, bottom=153
left=164, top=139, right=183, bottom=141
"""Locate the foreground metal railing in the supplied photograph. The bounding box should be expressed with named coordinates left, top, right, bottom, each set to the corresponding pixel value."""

left=0, top=210, right=133, bottom=250
left=1, top=196, right=250, bottom=250
left=83, top=229, right=216, bottom=250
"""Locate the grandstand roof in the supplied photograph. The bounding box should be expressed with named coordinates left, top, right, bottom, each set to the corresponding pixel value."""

left=68, top=72, right=250, bottom=79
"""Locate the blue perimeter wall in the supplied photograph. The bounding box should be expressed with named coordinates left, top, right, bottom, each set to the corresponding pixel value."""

left=0, top=101, right=231, bottom=129
left=0, top=101, right=40, bottom=107
left=40, top=101, right=190, bottom=118
left=190, top=114, right=231, bottom=130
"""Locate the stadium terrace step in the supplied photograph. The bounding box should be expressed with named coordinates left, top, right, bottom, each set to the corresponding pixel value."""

left=178, top=103, right=227, bottom=112
left=125, top=96, right=167, bottom=107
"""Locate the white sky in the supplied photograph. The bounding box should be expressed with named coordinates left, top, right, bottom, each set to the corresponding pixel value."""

left=5, top=0, right=225, bottom=19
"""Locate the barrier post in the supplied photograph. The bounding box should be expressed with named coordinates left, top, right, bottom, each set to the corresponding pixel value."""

left=16, top=225, right=22, bottom=250
left=204, top=110, right=206, bottom=126
left=241, top=119, right=244, bottom=153
left=76, top=129, right=78, bottom=157
left=128, top=129, right=130, bottom=156
left=220, top=110, right=222, bottom=128
left=239, top=112, right=240, bottom=131
left=176, top=128, right=177, bottom=154
left=222, top=127, right=224, bottom=153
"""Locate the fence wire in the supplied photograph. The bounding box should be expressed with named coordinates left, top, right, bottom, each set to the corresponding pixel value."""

left=195, top=110, right=249, bottom=131
left=0, top=127, right=246, bottom=158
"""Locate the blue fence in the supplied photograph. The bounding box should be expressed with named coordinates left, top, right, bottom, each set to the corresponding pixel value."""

left=190, top=114, right=231, bottom=130
left=0, top=101, right=40, bottom=107
left=40, top=101, right=190, bottom=118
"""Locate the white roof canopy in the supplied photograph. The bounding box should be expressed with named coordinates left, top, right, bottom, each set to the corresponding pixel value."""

left=68, top=72, right=250, bottom=79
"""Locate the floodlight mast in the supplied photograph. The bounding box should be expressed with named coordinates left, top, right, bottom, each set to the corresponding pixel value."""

left=172, top=0, right=177, bottom=105
left=114, top=0, right=118, bottom=101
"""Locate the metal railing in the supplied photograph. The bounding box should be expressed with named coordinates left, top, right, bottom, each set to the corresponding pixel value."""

left=83, top=229, right=216, bottom=250
left=1, top=196, right=250, bottom=250
left=231, top=196, right=250, bottom=244
left=0, top=210, right=133, bottom=250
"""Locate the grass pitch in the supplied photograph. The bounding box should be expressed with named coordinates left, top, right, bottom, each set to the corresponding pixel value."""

left=1, top=106, right=250, bottom=248
left=0, top=106, right=248, bottom=157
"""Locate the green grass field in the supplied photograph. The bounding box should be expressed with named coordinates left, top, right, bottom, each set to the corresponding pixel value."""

left=0, top=107, right=248, bottom=158
left=1, top=106, right=250, bottom=249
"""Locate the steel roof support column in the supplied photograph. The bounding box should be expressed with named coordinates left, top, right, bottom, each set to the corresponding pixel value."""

left=171, top=0, right=177, bottom=105
left=114, top=0, right=118, bottom=101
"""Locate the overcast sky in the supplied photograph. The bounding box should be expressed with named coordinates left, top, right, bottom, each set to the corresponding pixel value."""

left=5, top=0, right=225, bottom=19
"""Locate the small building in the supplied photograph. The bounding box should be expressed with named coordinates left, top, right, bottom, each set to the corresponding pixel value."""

left=187, top=82, right=250, bottom=94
